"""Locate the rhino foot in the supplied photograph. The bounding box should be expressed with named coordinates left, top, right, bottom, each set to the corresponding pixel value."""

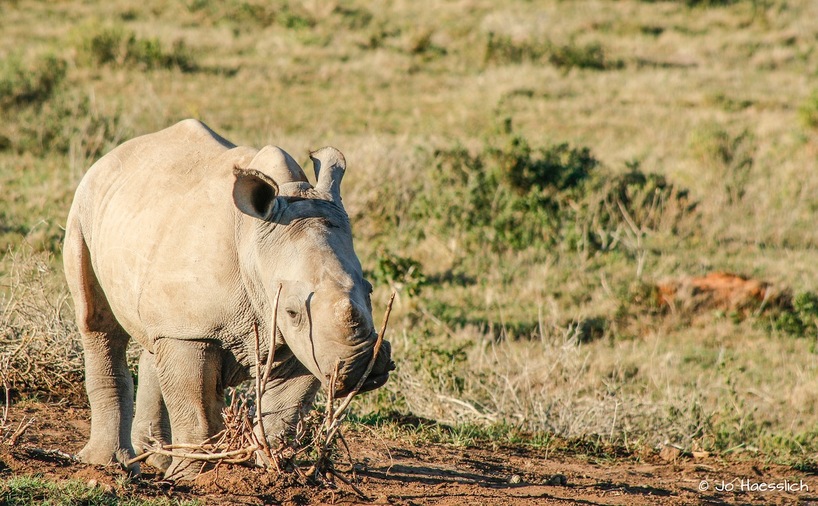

left=142, top=453, right=172, bottom=473
left=77, top=444, right=140, bottom=475
left=163, top=458, right=210, bottom=481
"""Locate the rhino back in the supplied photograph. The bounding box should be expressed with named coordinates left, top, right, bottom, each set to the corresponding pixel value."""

left=72, top=119, right=258, bottom=349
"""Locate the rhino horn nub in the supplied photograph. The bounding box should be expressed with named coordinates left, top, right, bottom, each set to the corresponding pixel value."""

left=310, top=147, right=346, bottom=203
left=249, top=146, right=308, bottom=184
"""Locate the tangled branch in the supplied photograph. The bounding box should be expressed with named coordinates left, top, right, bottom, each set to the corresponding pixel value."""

left=127, top=290, right=396, bottom=497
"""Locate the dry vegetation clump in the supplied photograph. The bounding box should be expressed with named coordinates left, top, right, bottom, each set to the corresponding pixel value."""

left=0, top=250, right=84, bottom=401
left=73, top=22, right=198, bottom=72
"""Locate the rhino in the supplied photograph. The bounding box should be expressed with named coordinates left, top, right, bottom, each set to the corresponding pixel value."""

left=63, top=119, right=393, bottom=478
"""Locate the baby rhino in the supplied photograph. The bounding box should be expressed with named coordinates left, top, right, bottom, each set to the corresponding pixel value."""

left=63, top=119, right=393, bottom=478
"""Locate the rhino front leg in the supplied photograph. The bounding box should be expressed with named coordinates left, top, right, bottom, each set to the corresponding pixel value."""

left=153, top=338, right=225, bottom=479
left=132, top=349, right=172, bottom=472
left=257, top=357, right=320, bottom=447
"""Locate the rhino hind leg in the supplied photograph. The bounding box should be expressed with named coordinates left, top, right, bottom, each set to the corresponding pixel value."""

left=132, top=349, right=172, bottom=472
left=153, top=338, right=225, bottom=479
left=63, top=218, right=137, bottom=472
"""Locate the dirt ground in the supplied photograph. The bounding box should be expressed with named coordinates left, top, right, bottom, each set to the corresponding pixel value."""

left=2, top=402, right=816, bottom=505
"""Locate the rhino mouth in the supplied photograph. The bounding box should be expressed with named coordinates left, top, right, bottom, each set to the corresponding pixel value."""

left=358, top=366, right=393, bottom=393
left=335, top=360, right=395, bottom=396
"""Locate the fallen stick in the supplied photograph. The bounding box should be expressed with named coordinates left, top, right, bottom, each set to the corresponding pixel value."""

left=129, top=445, right=258, bottom=465
left=253, top=322, right=273, bottom=466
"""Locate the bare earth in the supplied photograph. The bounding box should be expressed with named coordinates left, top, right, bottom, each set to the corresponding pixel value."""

left=3, top=402, right=816, bottom=505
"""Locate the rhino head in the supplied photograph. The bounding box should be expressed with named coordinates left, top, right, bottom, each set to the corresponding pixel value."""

left=232, top=146, right=393, bottom=396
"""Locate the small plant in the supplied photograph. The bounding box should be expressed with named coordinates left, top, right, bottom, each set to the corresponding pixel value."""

left=0, top=53, right=66, bottom=110
left=548, top=41, right=621, bottom=71
left=77, top=23, right=197, bottom=71
left=773, top=291, right=818, bottom=337
left=688, top=124, right=754, bottom=204
left=411, top=134, right=599, bottom=253
left=187, top=0, right=315, bottom=31
left=564, top=162, right=696, bottom=254
left=798, top=90, right=818, bottom=131
left=485, top=33, right=621, bottom=70
left=12, top=88, right=129, bottom=159
left=484, top=32, right=549, bottom=65
left=371, top=250, right=426, bottom=297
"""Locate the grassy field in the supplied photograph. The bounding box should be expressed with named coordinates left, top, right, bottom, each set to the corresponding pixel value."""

left=2, top=0, right=818, bottom=497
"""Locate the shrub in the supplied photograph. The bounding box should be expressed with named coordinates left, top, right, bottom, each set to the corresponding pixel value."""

left=77, top=24, right=197, bottom=72
left=361, top=130, right=694, bottom=265
left=773, top=291, right=818, bottom=337
left=371, top=250, right=427, bottom=297
left=0, top=53, right=66, bottom=110
left=485, top=33, right=622, bottom=70
left=563, top=162, right=696, bottom=253
left=799, top=90, right=818, bottom=131
left=411, top=134, right=598, bottom=252
left=12, top=89, right=129, bottom=159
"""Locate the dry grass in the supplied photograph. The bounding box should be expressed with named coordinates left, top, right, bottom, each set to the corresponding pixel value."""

left=0, top=249, right=84, bottom=401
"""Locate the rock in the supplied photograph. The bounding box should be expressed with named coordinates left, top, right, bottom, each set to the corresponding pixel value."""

left=659, top=445, right=682, bottom=462
left=547, top=474, right=568, bottom=486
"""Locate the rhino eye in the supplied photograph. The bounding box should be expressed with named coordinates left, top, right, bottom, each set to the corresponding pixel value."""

left=286, top=309, right=299, bottom=319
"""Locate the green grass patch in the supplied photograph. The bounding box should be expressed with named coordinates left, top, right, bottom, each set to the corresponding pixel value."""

left=0, top=475, right=198, bottom=506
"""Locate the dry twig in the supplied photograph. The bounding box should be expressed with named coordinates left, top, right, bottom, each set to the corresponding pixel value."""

left=306, top=292, right=396, bottom=485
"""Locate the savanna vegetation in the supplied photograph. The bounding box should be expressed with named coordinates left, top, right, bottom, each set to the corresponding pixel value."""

left=2, top=0, right=818, bottom=502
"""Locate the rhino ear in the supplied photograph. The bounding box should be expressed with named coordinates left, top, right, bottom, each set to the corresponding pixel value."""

left=233, top=167, right=280, bottom=220
left=310, top=147, right=345, bottom=203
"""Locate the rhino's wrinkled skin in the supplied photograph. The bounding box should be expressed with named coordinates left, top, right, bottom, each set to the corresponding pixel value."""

left=63, top=119, right=393, bottom=478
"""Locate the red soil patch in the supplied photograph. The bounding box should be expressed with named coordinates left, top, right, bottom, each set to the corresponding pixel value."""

left=657, top=271, right=788, bottom=315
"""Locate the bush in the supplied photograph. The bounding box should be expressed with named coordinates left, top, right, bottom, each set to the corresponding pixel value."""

left=0, top=53, right=66, bottom=110
left=563, top=162, right=696, bottom=253
left=799, top=90, right=818, bottom=131
left=485, top=33, right=622, bottom=70
left=371, top=250, right=427, bottom=297
left=12, top=89, right=128, bottom=159
left=0, top=50, right=127, bottom=159
left=411, top=134, right=598, bottom=252
left=77, top=24, right=197, bottom=72
left=773, top=291, right=818, bottom=337
left=396, top=130, right=697, bottom=258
